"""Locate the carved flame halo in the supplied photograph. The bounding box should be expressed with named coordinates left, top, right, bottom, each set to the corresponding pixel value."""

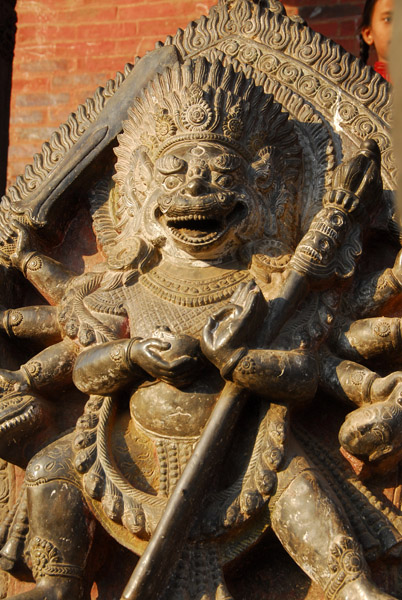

left=111, top=56, right=302, bottom=264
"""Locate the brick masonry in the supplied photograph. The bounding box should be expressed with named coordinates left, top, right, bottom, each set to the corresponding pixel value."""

left=7, top=0, right=369, bottom=187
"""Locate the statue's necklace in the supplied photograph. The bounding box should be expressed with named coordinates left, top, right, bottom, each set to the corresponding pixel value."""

left=139, top=262, right=251, bottom=307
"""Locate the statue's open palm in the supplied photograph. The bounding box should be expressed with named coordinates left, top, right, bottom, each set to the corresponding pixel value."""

left=201, top=281, right=266, bottom=370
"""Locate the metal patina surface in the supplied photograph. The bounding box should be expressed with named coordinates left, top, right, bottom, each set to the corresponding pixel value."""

left=0, top=1, right=400, bottom=599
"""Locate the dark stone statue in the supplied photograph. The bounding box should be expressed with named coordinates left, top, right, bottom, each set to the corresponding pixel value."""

left=0, top=1, right=400, bottom=599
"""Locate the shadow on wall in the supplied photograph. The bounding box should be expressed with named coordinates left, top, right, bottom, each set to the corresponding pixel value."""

left=0, top=0, right=16, bottom=197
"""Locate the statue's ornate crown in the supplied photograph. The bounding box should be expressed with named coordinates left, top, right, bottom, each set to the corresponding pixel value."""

left=114, top=56, right=300, bottom=182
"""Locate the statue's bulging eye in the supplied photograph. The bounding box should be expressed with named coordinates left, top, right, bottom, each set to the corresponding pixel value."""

left=215, top=174, right=234, bottom=188
left=164, top=175, right=182, bottom=190
left=156, top=155, right=186, bottom=175
left=211, top=153, right=241, bottom=172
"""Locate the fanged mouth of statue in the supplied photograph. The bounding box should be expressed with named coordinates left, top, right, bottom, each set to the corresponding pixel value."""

left=298, top=245, right=324, bottom=263
left=164, top=202, right=246, bottom=245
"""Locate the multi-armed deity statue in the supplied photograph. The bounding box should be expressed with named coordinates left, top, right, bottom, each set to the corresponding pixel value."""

left=0, top=1, right=400, bottom=598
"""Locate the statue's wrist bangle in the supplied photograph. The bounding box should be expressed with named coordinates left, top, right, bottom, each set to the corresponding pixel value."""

left=2, top=309, right=24, bottom=339
left=389, top=267, right=402, bottom=291
left=2, top=310, right=12, bottom=338
left=220, top=347, right=248, bottom=380
left=126, top=337, right=143, bottom=372
left=21, top=251, right=40, bottom=277
left=367, top=373, right=380, bottom=402
left=21, top=362, right=41, bottom=390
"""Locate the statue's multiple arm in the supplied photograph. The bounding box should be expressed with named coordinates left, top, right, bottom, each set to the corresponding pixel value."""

left=328, top=315, right=402, bottom=364
left=73, top=339, right=146, bottom=394
left=228, top=348, right=317, bottom=404
left=73, top=333, right=204, bottom=395
left=200, top=281, right=319, bottom=405
left=0, top=339, right=79, bottom=395
left=10, top=222, right=76, bottom=304
left=341, top=250, right=402, bottom=321
left=319, top=348, right=402, bottom=408
left=0, top=305, right=62, bottom=346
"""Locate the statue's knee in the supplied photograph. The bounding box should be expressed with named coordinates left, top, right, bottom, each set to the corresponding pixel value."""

left=25, top=437, right=77, bottom=486
left=272, top=469, right=330, bottom=524
left=26, top=453, right=62, bottom=485
left=285, top=469, right=322, bottom=503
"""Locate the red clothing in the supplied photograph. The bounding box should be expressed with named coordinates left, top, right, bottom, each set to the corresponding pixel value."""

left=374, top=61, right=391, bottom=82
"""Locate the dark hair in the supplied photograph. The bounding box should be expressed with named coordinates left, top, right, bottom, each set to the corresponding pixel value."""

left=359, top=0, right=377, bottom=63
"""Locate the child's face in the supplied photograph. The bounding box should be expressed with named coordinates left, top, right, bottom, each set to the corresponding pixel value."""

left=362, top=0, right=393, bottom=63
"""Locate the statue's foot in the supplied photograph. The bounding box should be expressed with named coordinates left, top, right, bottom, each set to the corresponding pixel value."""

left=336, top=575, right=397, bottom=600
left=6, top=577, right=84, bottom=600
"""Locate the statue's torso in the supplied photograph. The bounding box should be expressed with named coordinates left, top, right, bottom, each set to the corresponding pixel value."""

left=125, top=261, right=251, bottom=437
left=82, top=261, right=252, bottom=438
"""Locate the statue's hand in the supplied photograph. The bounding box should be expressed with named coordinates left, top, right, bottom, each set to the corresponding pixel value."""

left=10, top=220, right=40, bottom=272
left=370, top=371, right=402, bottom=403
left=201, top=281, right=266, bottom=371
left=130, top=329, right=202, bottom=387
left=340, top=382, right=402, bottom=462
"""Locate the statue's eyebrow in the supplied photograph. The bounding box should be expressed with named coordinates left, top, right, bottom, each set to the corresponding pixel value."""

left=210, top=153, right=242, bottom=172
left=155, top=155, right=187, bottom=175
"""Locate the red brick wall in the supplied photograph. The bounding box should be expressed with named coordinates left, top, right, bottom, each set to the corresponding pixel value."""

left=286, top=1, right=367, bottom=55
left=7, top=0, right=368, bottom=187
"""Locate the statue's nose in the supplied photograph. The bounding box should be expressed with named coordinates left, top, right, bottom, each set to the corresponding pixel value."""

left=185, top=177, right=209, bottom=196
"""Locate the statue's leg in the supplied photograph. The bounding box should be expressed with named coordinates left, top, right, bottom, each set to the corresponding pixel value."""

left=270, top=436, right=396, bottom=600
left=7, top=438, right=94, bottom=600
